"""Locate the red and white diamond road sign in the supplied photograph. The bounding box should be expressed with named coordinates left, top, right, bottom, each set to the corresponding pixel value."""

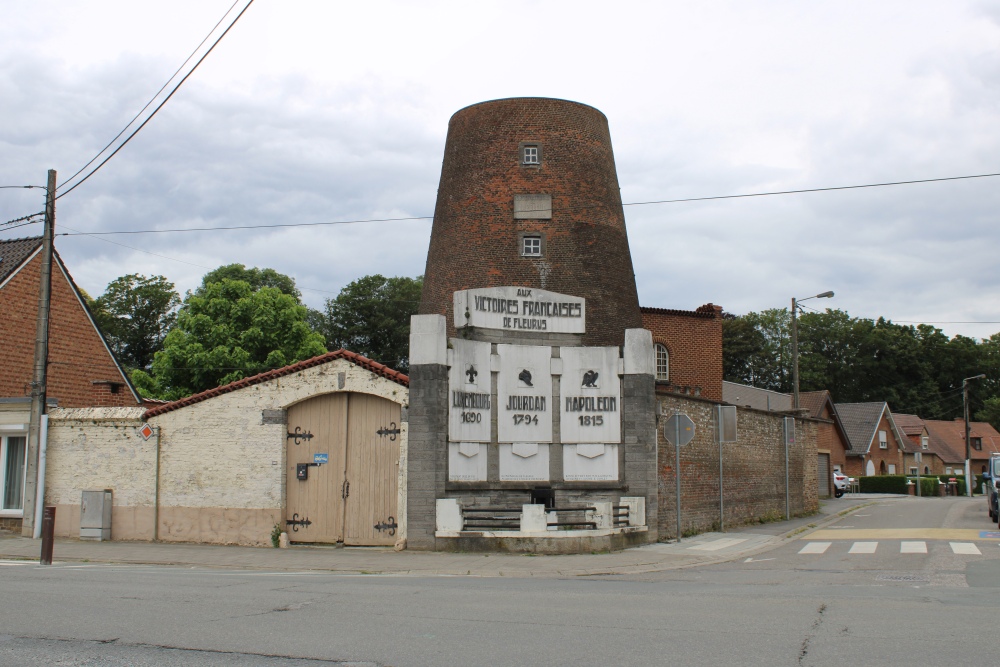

left=138, top=423, right=154, bottom=441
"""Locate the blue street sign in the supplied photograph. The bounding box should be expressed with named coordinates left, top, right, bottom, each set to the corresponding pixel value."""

left=314, top=453, right=329, bottom=464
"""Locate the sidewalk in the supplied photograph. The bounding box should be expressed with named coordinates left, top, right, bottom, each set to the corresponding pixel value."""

left=0, top=496, right=883, bottom=577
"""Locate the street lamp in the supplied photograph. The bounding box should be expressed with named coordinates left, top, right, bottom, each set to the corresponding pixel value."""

left=791, top=291, right=835, bottom=409
left=964, top=373, right=987, bottom=497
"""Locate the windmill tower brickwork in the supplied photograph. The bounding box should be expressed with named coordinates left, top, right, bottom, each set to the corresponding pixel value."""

left=419, top=97, right=642, bottom=347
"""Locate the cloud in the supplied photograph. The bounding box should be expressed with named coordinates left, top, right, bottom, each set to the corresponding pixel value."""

left=3, top=0, right=1000, bottom=340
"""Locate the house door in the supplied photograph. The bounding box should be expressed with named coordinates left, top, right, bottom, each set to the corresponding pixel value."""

left=286, top=393, right=348, bottom=543
left=342, top=393, right=400, bottom=546
left=285, top=393, right=400, bottom=545
left=817, top=453, right=831, bottom=498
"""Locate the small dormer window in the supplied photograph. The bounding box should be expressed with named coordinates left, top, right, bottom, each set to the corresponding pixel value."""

left=520, top=143, right=541, bottom=166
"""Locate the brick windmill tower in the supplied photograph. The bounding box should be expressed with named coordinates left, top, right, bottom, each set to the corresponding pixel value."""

left=418, top=97, right=642, bottom=347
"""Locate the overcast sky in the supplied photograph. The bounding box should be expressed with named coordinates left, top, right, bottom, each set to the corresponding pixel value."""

left=2, top=1, right=999, bottom=339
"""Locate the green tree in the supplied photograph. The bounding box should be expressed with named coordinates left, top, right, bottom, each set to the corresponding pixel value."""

left=90, top=274, right=180, bottom=370
left=150, top=276, right=326, bottom=400
left=976, top=397, right=1000, bottom=432
left=317, top=275, right=423, bottom=372
left=198, top=263, right=300, bottom=299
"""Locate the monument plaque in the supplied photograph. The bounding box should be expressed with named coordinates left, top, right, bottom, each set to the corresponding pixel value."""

left=448, top=339, right=492, bottom=442
left=448, top=442, right=487, bottom=482
left=499, top=442, right=550, bottom=481
left=563, top=443, right=619, bottom=481
left=454, top=287, right=585, bottom=334
left=497, top=345, right=553, bottom=443
left=559, top=347, right=621, bottom=444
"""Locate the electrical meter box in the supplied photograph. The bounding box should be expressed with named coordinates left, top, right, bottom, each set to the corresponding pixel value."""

left=80, top=489, right=113, bottom=541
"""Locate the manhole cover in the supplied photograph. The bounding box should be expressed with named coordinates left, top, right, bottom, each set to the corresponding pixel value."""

left=876, top=574, right=928, bottom=582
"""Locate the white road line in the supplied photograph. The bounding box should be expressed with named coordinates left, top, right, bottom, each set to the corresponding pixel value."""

left=849, top=542, right=878, bottom=554
left=900, top=541, right=927, bottom=554
left=799, top=542, right=831, bottom=554
left=687, top=538, right=748, bottom=552
left=950, top=542, right=981, bottom=555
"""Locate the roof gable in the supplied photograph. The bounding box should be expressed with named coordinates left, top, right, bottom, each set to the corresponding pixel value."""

left=835, top=402, right=890, bottom=454
left=144, top=349, right=409, bottom=418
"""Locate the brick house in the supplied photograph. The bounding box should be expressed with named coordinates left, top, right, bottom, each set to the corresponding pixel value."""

left=922, top=418, right=1000, bottom=477
left=835, top=402, right=907, bottom=477
left=0, top=236, right=140, bottom=531
left=892, top=413, right=944, bottom=475
left=641, top=304, right=724, bottom=402
left=799, top=391, right=851, bottom=495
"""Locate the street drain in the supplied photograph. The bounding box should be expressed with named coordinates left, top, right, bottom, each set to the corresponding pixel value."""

left=876, top=574, right=928, bottom=582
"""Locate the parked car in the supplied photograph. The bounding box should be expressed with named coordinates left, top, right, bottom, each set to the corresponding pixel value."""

left=985, top=454, right=1000, bottom=523
left=832, top=471, right=849, bottom=498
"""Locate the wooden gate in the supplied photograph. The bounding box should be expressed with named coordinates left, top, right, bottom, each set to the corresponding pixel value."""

left=285, top=393, right=400, bottom=545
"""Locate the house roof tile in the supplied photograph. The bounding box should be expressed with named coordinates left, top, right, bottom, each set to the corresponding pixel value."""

left=798, top=390, right=832, bottom=419
left=640, top=303, right=723, bottom=319
left=922, top=419, right=1000, bottom=464
left=144, top=349, right=409, bottom=418
left=834, top=402, right=889, bottom=454
left=0, top=236, right=42, bottom=284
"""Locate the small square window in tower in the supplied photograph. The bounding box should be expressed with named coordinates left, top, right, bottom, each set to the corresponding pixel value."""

left=521, top=143, right=541, bottom=166
left=521, top=235, right=542, bottom=257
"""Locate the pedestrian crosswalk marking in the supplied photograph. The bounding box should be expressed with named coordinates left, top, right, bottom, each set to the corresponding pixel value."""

left=687, top=537, right=748, bottom=552
left=849, top=541, right=878, bottom=554
left=796, top=540, right=986, bottom=556
left=950, top=542, right=981, bottom=555
left=799, top=542, right=831, bottom=554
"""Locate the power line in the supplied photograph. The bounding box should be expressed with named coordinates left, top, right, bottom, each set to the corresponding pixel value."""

left=57, top=0, right=244, bottom=194
left=0, top=185, right=43, bottom=189
left=59, top=214, right=433, bottom=236
left=50, top=169, right=1000, bottom=237
left=2, top=211, right=44, bottom=228
left=622, top=171, right=1000, bottom=207
left=55, top=0, right=255, bottom=201
left=59, top=222, right=343, bottom=296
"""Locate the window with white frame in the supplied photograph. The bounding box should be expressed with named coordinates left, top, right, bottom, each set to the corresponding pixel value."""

left=654, top=343, right=669, bottom=381
left=972, top=437, right=982, bottom=451
left=921, top=435, right=928, bottom=450
left=521, top=235, right=541, bottom=257
left=909, top=467, right=918, bottom=475
left=878, top=430, right=888, bottom=449
left=1, top=433, right=27, bottom=516
left=521, top=144, right=540, bottom=165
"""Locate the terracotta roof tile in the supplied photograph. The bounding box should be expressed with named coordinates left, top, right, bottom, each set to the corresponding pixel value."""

left=922, top=419, right=1000, bottom=464
left=640, top=303, right=723, bottom=319
left=145, top=349, right=408, bottom=418
left=798, top=390, right=832, bottom=419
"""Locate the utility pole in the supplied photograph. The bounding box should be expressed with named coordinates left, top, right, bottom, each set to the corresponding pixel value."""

left=964, top=374, right=986, bottom=497
left=21, top=169, right=56, bottom=537
left=791, top=297, right=799, bottom=410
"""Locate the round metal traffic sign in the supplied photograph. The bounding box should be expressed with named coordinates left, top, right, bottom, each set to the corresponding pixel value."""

left=663, top=413, right=695, bottom=447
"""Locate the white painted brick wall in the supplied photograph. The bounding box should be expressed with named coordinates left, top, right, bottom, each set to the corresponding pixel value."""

left=45, top=407, right=153, bottom=507
left=149, top=359, right=408, bottom=511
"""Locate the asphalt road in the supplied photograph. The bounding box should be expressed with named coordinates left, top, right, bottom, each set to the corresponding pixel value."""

left=3, top=497, right=998, bottom=666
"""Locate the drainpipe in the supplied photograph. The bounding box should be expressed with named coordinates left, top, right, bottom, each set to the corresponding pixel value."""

left=153, top=425, right=161, bottom=541
left=31, top=414, right=49, bottom=539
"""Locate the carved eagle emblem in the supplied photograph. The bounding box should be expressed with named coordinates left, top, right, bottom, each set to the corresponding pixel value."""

left=582, top=370, right=599, bottom=388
